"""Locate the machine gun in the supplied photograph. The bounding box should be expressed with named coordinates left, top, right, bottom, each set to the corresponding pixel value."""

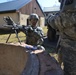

left=3, top=16, right=21, bottom=44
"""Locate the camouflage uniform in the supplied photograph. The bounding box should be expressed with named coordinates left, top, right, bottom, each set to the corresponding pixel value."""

left=19, top=13, right=44, bottom=46
left=22, top=25, right=44, bottom=46
left=47, top=0, right=76, bottom=75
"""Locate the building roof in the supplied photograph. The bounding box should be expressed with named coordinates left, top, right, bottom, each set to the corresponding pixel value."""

left=43, top=6, right=60, bottom=12
left=36, top=0, right=44, bottom=16
left=0, top=0, right=32, bottom=12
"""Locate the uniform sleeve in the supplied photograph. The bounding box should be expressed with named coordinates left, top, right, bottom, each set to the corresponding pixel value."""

left=36, top=27, right=44, bottom=38
left=18, top=25, right=32, bottom=35
left=48, top=17, right=58, bottom=30
left=32, top=27, right=44, bottom=45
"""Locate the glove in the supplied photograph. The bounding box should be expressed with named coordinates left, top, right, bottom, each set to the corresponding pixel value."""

left=22, top=26, right=33, bottom=32
left=25, top=46, right=37, bottom=50
left=28, top=27, right=33, bottom=32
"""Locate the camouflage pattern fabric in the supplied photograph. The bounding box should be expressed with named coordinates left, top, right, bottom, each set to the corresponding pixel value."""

left=61, top=39, right=76, bottom=75
left=22, top=25, right=44, bottom=46
left=47, top=12, right=76, bottom=75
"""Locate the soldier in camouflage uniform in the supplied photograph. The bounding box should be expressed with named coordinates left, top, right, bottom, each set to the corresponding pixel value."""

left=19, top=13, right=44, bottom=50
left=47, top=0, right=76, bottom=75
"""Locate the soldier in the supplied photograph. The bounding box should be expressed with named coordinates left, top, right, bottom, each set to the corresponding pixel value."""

left=47, top=0, right=76, bottom=75
left=19, top=13, right=45, bottom=50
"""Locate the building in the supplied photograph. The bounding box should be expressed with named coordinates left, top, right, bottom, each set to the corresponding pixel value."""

left=43, top=6, right=60, bottom=18
left=43, top=6, right=60, bottom=25
left=0, top=0, right=45, bottom=27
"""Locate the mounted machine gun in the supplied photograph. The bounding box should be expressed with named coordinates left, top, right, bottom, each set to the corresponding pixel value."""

left=0, top=16, right=21, bottom=44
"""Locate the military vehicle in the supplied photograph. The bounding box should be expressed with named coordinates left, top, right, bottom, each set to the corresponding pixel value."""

left=0, top=16, right=63, bottom=75
left=0, top=43, right=64, bottom=75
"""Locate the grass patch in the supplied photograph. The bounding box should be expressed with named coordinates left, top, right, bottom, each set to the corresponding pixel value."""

left=0, top=32, right=26, bottom=43
left=43, top=26, right=48, bottom=36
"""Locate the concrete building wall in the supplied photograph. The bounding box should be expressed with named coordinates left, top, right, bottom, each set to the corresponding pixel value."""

left=0, top=13, right=19, bottom=27
left=40, top=17, right=45, bottom=27
left=0, top=12, right=45, bottom=28
left=19, top=14, right=29, bottom=25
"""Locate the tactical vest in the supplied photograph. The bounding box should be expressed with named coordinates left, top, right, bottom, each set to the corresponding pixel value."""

left=26, top=27, right=44, bottom=45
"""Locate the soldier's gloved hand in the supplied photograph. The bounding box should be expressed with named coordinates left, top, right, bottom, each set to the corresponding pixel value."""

left=28, top=27, right=33, bottom=32
left=25, top=45, right=37, bottom=50
left=13, top=25, right=24, bottom=33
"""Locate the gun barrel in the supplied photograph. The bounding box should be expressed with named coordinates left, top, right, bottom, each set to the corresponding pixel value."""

left=0, top=25, right=17, bottom=34
left=0, top=16, right=19, bottom=34
left=0, top=28, right=15, bottom=34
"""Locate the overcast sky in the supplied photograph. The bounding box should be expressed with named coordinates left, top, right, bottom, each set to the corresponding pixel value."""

left=0, top=0, right=60, bottom=8
left=37, top=0, right=60, bottom=7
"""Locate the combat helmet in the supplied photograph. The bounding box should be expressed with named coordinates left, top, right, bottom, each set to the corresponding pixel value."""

left=59, top=0, right=76, bottom=11
left=28, top=13, right=39, bottom=20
